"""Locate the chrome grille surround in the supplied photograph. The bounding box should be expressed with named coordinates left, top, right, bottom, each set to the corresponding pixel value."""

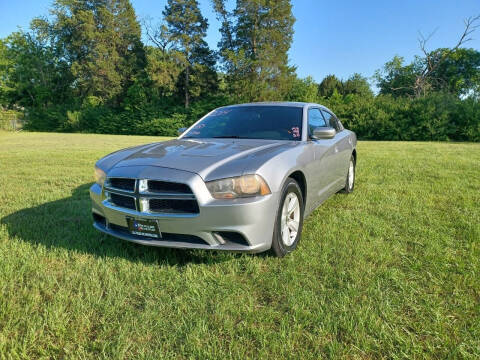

left=103, top=177, right=199, bottom=215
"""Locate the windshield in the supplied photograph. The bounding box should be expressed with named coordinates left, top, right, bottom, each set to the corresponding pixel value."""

left=182, top=106, right=303, bottom=141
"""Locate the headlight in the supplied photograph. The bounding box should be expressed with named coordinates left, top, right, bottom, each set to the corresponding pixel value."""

left=206, top=174, right=271, bottom=199
left=94, top=166, right=106, bottom=186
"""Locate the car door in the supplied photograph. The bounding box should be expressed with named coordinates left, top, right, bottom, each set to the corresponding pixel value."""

left=321, top=110, right=351, bottom=185
left=304, top=108, right=340, bottom=204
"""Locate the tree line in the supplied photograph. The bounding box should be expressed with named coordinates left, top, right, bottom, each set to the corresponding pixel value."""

left=0, top=0, right=479, bottom=141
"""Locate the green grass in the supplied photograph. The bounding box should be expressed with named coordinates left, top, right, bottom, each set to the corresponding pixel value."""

left=0, top=132, right=479, bottom=359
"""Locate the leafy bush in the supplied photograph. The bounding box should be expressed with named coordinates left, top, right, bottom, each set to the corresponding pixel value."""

left=321, top=92, right=479, bottom=141
left=17, top=91, right=479, bottom=142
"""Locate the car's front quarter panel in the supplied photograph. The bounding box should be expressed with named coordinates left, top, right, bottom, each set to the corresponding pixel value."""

left=250, top=142, right=327, bottom=217
left=253, top=132, right=356, bottom=219
left=252, top=143, right=312, bottom=193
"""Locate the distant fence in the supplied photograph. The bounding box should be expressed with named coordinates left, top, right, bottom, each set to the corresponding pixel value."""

left=0, top=110, right=24, bottom=131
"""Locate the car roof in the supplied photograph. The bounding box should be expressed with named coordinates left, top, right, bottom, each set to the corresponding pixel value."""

left=222, top=102, right=328, bottom=109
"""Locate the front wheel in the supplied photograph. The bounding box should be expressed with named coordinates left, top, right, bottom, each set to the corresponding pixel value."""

left=271, top=178, right=304, bottom=257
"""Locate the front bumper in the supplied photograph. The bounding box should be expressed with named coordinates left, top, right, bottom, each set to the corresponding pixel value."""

left=90, top=167, right=279, bottom=253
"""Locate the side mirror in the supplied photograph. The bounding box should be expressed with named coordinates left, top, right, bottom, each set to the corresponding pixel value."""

left=312, top=126, right=336, bottom=140
left=177, top=127, right=187, bottom=136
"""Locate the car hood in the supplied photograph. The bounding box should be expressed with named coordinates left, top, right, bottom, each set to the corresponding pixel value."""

left=98, top=138, right=296, bottom=180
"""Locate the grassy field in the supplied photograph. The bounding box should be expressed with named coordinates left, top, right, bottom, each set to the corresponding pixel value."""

left=0, top=131, right=479, bottom=359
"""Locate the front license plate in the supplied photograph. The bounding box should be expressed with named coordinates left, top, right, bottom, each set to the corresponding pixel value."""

left=127, top=217, right=161, bottom=239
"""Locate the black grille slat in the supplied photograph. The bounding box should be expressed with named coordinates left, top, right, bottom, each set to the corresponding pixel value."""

left=108, top=178, right=136, bottom=192
left=109, top=193, right=136, bottom=210
left=147, top=180, right=193, bottom=194
left=149, top=199, right=199, bottom=214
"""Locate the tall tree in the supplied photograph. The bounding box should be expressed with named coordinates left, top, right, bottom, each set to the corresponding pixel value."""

left=163, top=0, right=216, bottom=108
left=374, top=56, right=422, bottom=97
left=2, top=30, right=72, bottom=110
left=375, top=50, right=480, bottom=98
left=429, top=48, right=480, bottom=97
left=144, top=46, right=183, bottom=97
left=343, top=73, right=374, bottom=97
left=413, top=15, right=480, bottom=97
left=0, top=39, right=13, bottom=107
left=318, top=74, right=343, bottom=98
left=376, top=15, right=480, bottom=98
left=43, top=0, right=146, bottom=105
left=213, top=0, right=296, bottom=101
left=286, top=76, right=319, bottom=103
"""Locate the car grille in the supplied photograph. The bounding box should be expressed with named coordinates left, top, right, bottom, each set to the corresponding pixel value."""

left=107, top=178, right=136, bottom=192
left=104, top=178, right=199, bottom=215
left=149, top=199, right=199, bottom=214
left=147, top=180, right=193, bottom=194
left=109, top=193, right=136, bottom=210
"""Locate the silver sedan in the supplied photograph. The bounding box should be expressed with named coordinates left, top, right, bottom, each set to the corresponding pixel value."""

left=90, top=102, right=357, bottom=256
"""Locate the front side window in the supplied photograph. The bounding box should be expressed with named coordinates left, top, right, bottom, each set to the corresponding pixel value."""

left=321, top=110, right=340, bottom=131
left=183, top=106, right=303, bottom=141
left=307, top=108, right=327, bottom=137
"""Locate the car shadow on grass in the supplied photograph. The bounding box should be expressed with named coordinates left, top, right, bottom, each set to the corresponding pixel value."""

left=1, top=183, right=242, bottom=266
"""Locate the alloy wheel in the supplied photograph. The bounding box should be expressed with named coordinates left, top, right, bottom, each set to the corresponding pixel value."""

left=281, top=192, right=300, bottom=246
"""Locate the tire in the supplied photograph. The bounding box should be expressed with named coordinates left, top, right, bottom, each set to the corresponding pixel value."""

left=271, top=178, right=304, bottom=257
left=342, top=154, right=356, bottom=193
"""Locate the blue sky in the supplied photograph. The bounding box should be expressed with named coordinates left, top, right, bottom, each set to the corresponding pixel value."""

left=1, top=0, right=479, bottom=83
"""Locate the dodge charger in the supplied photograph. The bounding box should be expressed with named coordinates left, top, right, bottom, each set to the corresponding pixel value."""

left=90, top=102, right=357, bottom=256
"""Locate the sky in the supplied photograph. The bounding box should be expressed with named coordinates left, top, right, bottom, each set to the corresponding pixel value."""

left=1, top=0, right=479, bottom=84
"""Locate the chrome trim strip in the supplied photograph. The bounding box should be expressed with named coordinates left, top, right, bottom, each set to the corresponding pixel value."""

left=101, top=200, right=199, bottom=218
left=104, top=192, right=138, bottom=211
left=104, top=186, right=136, bottom=194
left=135, top=191, right=196, bottom=200
left=104, top=187, right=138, bottom=196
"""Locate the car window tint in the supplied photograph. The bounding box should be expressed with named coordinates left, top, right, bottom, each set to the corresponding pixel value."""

left=307, top=108, right=327, bottom=136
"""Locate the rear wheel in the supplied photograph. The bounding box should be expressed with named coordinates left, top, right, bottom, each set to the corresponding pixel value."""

left=271, top=178, right=304, bottom=257
left=342, top=154, right=355, bottom=193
